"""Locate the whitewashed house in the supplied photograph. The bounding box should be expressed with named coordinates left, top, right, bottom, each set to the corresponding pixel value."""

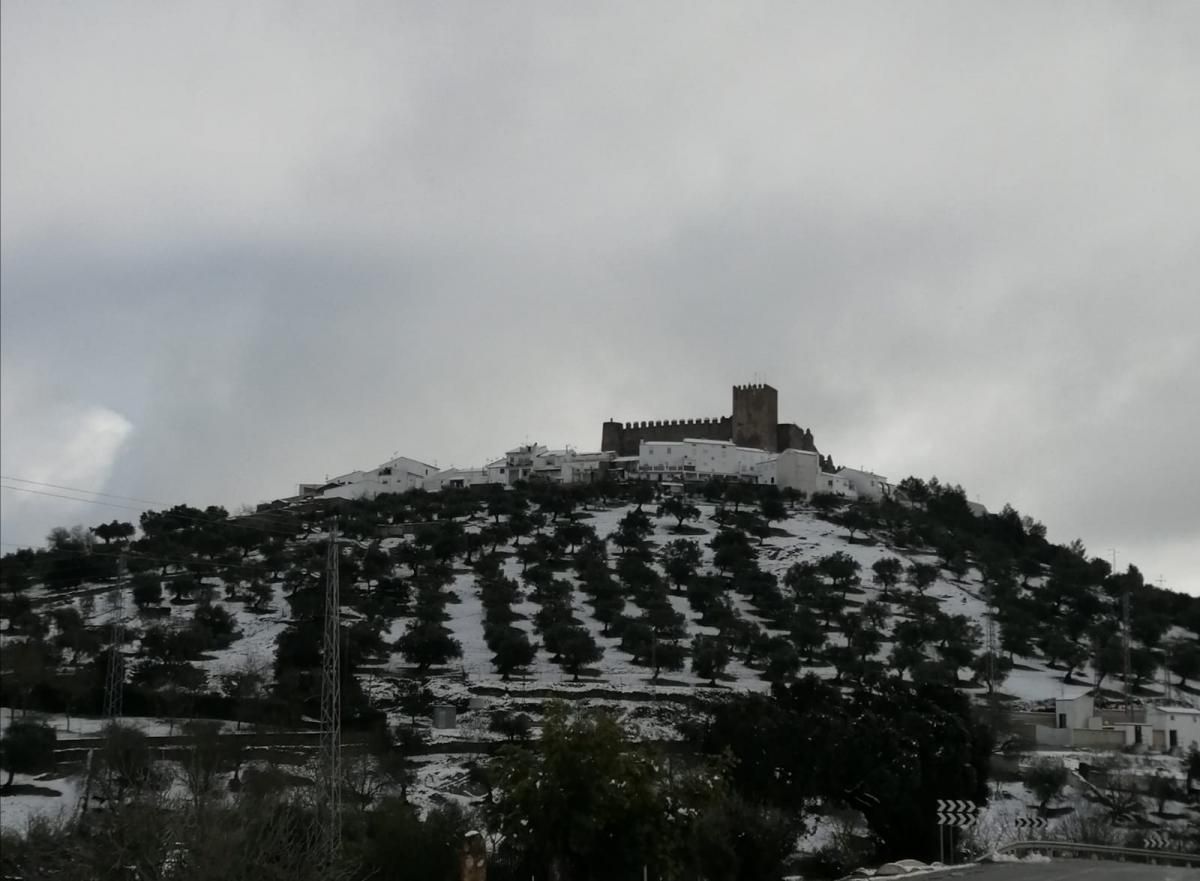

left=816, top=471, right=857, bottom=498
left=638, top=438, right=773, bottom=483
left=503, top=443, right=546, bottom=484
left=766, top=448, right=822, bottom=494
left=483, top=457, right=508, bottom=485
left=530, top=448, right=573, bottom=482
left=837, top=468, right=889, bottom=501
left=315, top=455, right=438, bottom=500
left=1150, top=705, right=1200, bottom=751
left=423, top=467, right=489, bottom=492
left=558, top=450, right=615, bottom=483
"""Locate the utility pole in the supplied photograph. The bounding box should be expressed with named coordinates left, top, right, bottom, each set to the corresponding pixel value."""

left=103, top=556, right=128, bottom=719
left=985, top=585, right=998, bottom=694
left=1122, top=590, right=1132, bottom=722
left=320, top=519, right=342, bottom=863
left=1109, top=549, right=1133, bottom=722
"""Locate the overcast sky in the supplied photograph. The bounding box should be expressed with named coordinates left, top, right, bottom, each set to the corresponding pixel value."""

left=2, top=2, right=1197, bottom=594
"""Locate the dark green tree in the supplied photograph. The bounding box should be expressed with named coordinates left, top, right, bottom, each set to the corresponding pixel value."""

left=396, top=621, right=462, bottom=672
left=1024, top=758, right=1068, bottom=812
left=93, top=520, right=136, bottom=545
left=492, top=628, right=537, bottom=681
left=0, top=718, right=57, bottom=788
left=818, top=552, right=861, bottom=600
left=1167, top=639, right=1200, bottom=687
left=691, top=635, right=731, bottom=686
left=871, top=557, right=903, bottom=600
left=661, top=539, right=703, bottom=591
left=906, top=562, right=940, bottom=595
left=657, top=496, right=701, bottom=531
left=551, top=625, right=602, bottom=680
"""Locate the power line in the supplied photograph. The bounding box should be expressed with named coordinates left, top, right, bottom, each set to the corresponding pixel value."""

left=2, top=483, right=149, bottom=512
left=1, top=483, right=305, bottom=538
left=0, top=475, right=306, bottom=525
left=1, top=476, right=192, bottom=509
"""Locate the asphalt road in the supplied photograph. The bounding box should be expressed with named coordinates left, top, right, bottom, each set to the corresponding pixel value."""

left=939, top=860, right=1199, bottom=881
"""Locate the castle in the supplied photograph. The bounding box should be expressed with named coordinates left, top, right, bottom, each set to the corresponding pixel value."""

left=600, top=383, right=817, bottom=457
left=297, top=382, right=883, bottom=504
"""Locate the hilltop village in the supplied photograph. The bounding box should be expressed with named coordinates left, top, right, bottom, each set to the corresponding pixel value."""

left=297, top=383, right=895, bottom=506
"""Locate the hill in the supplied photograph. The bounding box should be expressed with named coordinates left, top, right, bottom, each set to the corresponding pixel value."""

left=2, top=477, right=1199, bottom=863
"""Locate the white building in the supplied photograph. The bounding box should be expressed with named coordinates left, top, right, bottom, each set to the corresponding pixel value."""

left=638, top=438, right=773, bottom=483
left=837, top=468, right=889, bottom=501
left=530, top=448, right=573, bottom=482
left=423, top=467, right=489, bottom=492
left=1150, top=705, right=1200, bottom=751
left=504, top=443, right=546, bottom=484
left=816, top=471, right=856, bottom=498
left=313, top=455, right=438, bottom=500
left=559, top=450, right=615, bottom=484
left=1055, top=692, right=1097, bottom=730
left=754, top=448, right=822, bottom=494
left=483, top=457, right=508, bottom=485
left=472, top=444, right=616, bottom=487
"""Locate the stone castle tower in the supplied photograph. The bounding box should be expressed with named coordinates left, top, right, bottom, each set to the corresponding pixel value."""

left=731, top=383, right=778, bottom=451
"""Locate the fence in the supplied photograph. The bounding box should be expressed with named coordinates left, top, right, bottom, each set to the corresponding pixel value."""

left=995, top=840, right=1200, bottom=868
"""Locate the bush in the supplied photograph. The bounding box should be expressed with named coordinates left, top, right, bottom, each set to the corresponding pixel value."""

left=490, top=710, right=533, bottom=742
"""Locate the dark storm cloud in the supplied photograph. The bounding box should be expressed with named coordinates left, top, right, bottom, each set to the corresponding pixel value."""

left=2, top=2, right=1197, bottom=591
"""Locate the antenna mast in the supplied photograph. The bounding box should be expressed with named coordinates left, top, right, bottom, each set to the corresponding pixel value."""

left=320, top=519, right=342, bottom=862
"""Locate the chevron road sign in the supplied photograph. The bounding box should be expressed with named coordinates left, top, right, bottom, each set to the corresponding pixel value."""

left=936, top=799, right=980, bottom=827
left=1144, top=832, right=1174, bottom=850
left=1013, top=817, right=1047, bottom=830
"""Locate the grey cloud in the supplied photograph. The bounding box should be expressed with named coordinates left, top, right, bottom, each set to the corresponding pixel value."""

left=2, top=2, right=1198, bottom=591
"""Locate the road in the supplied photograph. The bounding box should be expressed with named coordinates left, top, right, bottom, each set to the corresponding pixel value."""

left=941, top=860, right=1199, bottom=880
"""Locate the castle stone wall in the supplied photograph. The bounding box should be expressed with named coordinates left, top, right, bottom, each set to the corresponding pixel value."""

left=776, top=423, right=817, bottom=453
left=600, top=417, right=731, bottom=456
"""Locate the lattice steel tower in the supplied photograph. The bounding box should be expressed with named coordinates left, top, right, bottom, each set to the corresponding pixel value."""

left=319, top=520, right=342, bottom=861
left=103, top=557, right=128, bottom=718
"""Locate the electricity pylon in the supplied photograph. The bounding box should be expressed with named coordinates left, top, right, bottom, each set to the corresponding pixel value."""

left=103, top=557, right=128, bottom=718
left=319, top=520, right=342, bottom=862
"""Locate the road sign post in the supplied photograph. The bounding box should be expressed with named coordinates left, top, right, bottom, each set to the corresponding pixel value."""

left=1014, top=816, right=1048, bottom=831
left=1145, top=832, right=1173, bottom=850
left=936, top=799, right=981, bottom=863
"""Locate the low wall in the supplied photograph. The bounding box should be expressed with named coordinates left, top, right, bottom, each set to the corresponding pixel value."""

left=1071, top=727, right=1126, bottom=750
left=1009, top=711, right=1056, bottom=726
left=1100, top=707, right=1145, bottom=724
left=1034, top=724, right=1126, bottom=750
left=1035, top=725, right=1071, bottom=747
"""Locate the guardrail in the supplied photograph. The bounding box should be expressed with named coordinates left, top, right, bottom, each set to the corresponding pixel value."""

left=994, top=840, right=1200, bottom=867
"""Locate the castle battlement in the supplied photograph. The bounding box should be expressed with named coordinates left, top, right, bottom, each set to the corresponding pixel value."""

left=620, top=417, right=726, bottom=430
left=601, top=385, right=816, bottom=457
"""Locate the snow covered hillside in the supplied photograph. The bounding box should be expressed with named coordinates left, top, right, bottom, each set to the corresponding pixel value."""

left=6, top=498, right=1193, bottom=712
